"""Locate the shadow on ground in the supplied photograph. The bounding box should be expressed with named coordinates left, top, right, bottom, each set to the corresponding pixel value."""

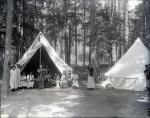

left=1, top=88, right=150, bottom=118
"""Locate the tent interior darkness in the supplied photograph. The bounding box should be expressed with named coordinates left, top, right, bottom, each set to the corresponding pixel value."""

left=22, top=46, right=60, bottom=78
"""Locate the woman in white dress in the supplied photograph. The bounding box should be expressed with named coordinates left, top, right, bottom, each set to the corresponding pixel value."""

left=20, top=73, right=28, bottom=88
left=10, top=66, right=18, bottom=91
left=60, top=71, right=68, bottom=88
left=87, top=64, right=95, bottom=89
left=27, top=73, right=34, bottom=89
left=72, top=70, right=79, bottom=88
left=56, top=74, right=61, bottom=88
left=16, top=64, right=21, bottom=88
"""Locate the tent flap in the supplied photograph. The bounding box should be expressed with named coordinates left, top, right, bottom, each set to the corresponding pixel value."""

left=16, top=32, right=72, bottom=74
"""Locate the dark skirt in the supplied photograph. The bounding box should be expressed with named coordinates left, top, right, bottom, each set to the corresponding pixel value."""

left=38, top=80, right=44, bottom=89
left=44, top=79, right=52, bottom=88
left=38, top=76, right=44, bottom=89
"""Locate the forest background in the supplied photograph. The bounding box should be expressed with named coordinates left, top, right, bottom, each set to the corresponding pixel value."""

left=0, top=0, right=150, bottom=82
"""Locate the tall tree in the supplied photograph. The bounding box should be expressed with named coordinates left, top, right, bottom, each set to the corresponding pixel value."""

left=74, top=0, right=77, bottom=66
left=2, top=0, right=14, bottom=98
left=83, top=0, right=86, bottom=66
left=20, top=0, right=25, bottom=57
left=63, top=0, right=69, bottom=64
left=68, top=21, right=72, bottom=65
left=89, top=0, right=96, bottom=65
left=144, top=0, right=150, bottom=49
left=124, top=0, right=129, bottom=50
left=53, top=0, right=57, bottom=50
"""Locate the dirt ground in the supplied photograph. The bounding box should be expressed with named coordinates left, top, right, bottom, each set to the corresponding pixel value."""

left=1, top=86, right=150, bottom=118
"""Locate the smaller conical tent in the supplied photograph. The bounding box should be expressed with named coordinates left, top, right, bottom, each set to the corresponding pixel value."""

left=103, top=38, right=150, bottom=91
left=16, top=32, right=72, bottom=74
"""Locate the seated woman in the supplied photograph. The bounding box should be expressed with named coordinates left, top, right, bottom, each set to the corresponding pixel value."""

left=20, top=73, right=28, bottom=88
left=44, top=72, right=52, bottom=88
left=72, top=70, right=79, bottom=88
left=56, top=74, right=61, bottom=88
left=27, top=73, right=35, bottom=89
left=52, top=73, right=57, bottom=87
left=60, top=71, right=68, bottom=88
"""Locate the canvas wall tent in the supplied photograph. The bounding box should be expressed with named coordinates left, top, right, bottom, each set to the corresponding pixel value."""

left=103, top=38, right=150, bottom=91
left=16, top=32, right=72, bottom=75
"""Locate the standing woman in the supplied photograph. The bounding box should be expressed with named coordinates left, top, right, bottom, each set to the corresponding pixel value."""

left=144, top=65, right=150, bottom=101
left=56, top=74, right=60, bottom=88
left=87, top=63, right=95, bottom=89
left=60, top=71, right=68, bottom=88
left=10, top=65, right=18, bottom=91
left=16, top=64, right=21, bottom=89
left=38, top=65, right=45, bottom=89
left=72, top=70, right=79, bottom=88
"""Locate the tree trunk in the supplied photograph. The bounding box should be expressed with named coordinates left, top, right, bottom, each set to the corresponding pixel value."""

left=83, top=0, right=86, bottom=66
left=75, top=0, right=77, bottom=66
left=54, top=0, right=57, bottom=51
left=144, top=0, right=150, bottom=48
left=60, top=41, right=63, bottom=58
left=18, top=0, right=23, bottom=60
left=34, top=0, right=37, bottom=28
left=20, top=0, right=25, bottom=57
left=118, top=44, right=122, bottom=60
left=68, top=22, right=72, bottom=65
left=63, top=0, right=68, bottom=64
left=89, top=0, right=96, bottom=65
left=14, top=0, right=20, bottom=61
left=124, top=0, right=129, bottom=50
left=64, top=31, right=68, bottom=63
left=117, top=0, right=120, bottom=12
left=2, top=0, right=14, bottom=98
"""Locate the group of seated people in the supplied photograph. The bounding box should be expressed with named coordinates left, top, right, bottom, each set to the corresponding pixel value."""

left=20, top=72, right=59, bottom=89
left=19, top=68, right=79, bottom=89
left=10, top=63, right=95, bottom=91
left=21, top=73, right=35, bottom=89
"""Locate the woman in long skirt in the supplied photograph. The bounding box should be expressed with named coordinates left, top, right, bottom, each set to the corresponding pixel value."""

left=10, top=66, right=18, bottom=91
left=72, top=70, right=79, bottom=88
left=87, top=64, right=95, bottom=89
left=27, top=73, right=35, bottom=89
left=37, top=65, right=45, bottom=89
left=16, top=64, right=21, bottom=88
left=56, top=74, right=61, bottom=88
left=60, top=71, right=68, bottom=88
left=20, top=73, right=28, bottom=88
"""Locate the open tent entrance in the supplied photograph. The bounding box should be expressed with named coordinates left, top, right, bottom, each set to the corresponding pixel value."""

left=22, top=46, right=60, bottom=78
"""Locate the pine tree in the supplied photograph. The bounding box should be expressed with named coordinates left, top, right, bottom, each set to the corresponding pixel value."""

left=89, top=0, right=96, bottom=65
left=2, top=0, right=14, bottom=98
left=144, top=0, right=150, bottom=49
left=124, top=0, right=129, bottom=50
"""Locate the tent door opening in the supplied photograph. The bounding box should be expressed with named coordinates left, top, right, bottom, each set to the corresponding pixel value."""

left=21, top=46, right=60, bottom=88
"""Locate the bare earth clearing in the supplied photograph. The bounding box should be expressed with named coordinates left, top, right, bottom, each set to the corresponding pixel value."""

left=1, top=86, right=150, bottom=118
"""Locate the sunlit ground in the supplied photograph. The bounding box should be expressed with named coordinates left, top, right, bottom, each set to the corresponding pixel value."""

left=1, top=87, right=150, bottom=118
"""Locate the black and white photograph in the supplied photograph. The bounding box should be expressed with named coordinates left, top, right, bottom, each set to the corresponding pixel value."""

left=0, top=0, right=150, bottom=117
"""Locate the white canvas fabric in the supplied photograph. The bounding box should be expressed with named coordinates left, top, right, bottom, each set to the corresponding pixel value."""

left=16, top=32, right=72, bottom=74
left=104, top=38, right=150, bottom=91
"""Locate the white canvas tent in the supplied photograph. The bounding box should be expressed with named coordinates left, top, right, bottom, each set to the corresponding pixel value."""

left=103, top=38, right=150, bottom=91
left=16, top=32, right=72, bottom=74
